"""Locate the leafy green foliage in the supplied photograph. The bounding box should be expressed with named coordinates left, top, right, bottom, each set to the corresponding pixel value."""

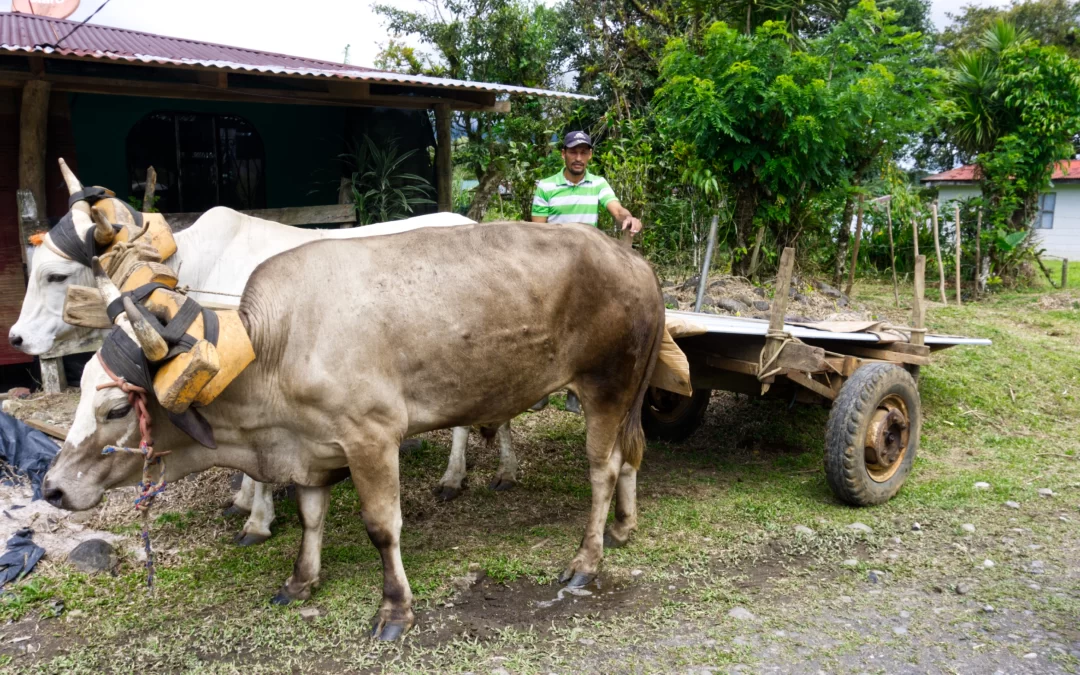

left=343, top=135, right=435, bottom=225
left=939, top=0, right=1080, bottom=57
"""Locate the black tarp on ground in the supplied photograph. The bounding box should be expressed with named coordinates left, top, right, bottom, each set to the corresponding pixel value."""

left=0, top=412, right=59, bottom=500
left=0, top=528, right=45, bottom=587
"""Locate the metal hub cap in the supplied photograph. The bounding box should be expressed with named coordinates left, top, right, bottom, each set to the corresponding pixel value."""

left=863, top=395, right=910, bottom=482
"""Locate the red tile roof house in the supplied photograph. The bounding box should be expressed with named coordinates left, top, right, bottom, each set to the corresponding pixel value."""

left=0, top=11, right=587, bottom=378
left=922, top=161, right=1080, bottom=260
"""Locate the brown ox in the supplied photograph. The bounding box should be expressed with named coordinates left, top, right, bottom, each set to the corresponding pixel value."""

left=42, top=222, right=664, bottom=639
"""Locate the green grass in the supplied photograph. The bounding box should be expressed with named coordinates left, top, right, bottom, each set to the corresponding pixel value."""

left=2, top=279, right=1079, bottom=673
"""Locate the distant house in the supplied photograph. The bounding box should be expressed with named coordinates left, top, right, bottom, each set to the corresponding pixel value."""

left=921, top=161, right=1080, bottom=260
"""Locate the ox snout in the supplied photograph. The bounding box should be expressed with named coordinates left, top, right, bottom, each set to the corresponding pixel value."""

left=8, top=330, right=23, bottom=349
left=42, top=481, right=66, bottom=510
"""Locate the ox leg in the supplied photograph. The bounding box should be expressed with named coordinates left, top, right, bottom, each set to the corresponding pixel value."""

left=234, top=480, right=276, bottom=547
left=603, top=463, right=638, bottom=549
left=271, top=485, right=330, bottom=605
left=559, top=414, right=622, bottom=588
left=434, top=426, right=470, bottom=501
left=488, top=421, right=518, bottom=492
left=224, top=474, right=255, bottom=516
left=350, top=440, right=415, bottom=641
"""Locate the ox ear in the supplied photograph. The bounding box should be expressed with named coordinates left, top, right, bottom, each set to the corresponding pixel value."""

left=91, top=257, right=121, bottom=310
left=90, top=206, right=117, bottom=247
left=58, top=158, right=90, bottom=216
left=122, top=297, right=168, bottom=362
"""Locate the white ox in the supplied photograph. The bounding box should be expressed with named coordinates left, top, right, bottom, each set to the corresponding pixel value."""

left=10, top=160, right=519, bottom=543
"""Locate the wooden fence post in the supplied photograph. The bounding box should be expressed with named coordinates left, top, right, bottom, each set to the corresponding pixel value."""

left=845, top=194, right=865, bottom=297
left=954, top=205, right=962, bottom=306
left=434, top=103, right=452, bottom=213
left=760, top=247, right=795, bottom=395
left=18, top=80, right=50, bottom=267
left=912, top=255, right=926, bottom=346
left=931, top=201, right=946, bottom=303
left=886, top=202, right=898, bottom=307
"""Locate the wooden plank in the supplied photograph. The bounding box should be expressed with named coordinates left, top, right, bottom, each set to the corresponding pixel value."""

left=887, top=203, right=899, bottom=307
left=40, top=334, right=103, bottom=360
left=327, top=81, right=370, bottom=99
left=759, top=247, right=796, bottom=394
left=784, top=370, right=837, bottom=401
left=63, top=285, right=112, bottom=329
left=704, top=354, right=759, bottom=377
left=719, top=340, right=827, bottom=373
left=912, top=255, right=926, bottom=347
left=22, top=417, right=68, bottom=440
left=883, top=341, right=930, bottom=357
left=843, top=345, right=931, bottom=366
left=39, top=357, right=66, bottom=394
left=163, top=204, right=356, bottom=231
left=435, top=103, right=452, bottom=213
left=18, top=80, right=50, bottom=244
left=931, top=201, right=946, bottom=303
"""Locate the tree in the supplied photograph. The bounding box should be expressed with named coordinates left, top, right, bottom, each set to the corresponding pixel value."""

left=941, top=20, right=1080, bottom=277
left=939, top=0, right=1080, bottom=57
left=375, top=0, right=578, bottom=219
left=654, top=2, right=934, bottom=275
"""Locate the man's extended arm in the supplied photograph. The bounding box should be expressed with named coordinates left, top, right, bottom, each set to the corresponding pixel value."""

left=606, top=200, right=643, bottom=234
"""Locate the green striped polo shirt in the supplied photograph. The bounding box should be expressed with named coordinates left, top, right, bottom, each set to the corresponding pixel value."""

left=531, top=170, right=618, bottom=226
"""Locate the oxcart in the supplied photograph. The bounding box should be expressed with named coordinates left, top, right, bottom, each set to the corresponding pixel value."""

left=642, top=249, right=991, bottom=506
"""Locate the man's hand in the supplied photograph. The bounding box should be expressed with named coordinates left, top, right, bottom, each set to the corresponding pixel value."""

left=620, top=215, right=643, bottom=235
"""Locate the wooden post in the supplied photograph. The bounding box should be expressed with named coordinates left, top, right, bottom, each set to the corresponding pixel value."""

left=954, top=205, right=962, bottom=306
left=910, top=254, right=926, bottom=380
left=886, top=203, right=899, bottom=307
left=141, top=165, right=157, bottom=212
left=975, top=208, right=982, bottom=297
left=931, top=201, right=946, bottom=303
left=693, top=214, right=720, bottom=312
left=434, top=103, right=452, bottom=213
left=845, top=194, right=865, bottom=297
left=1063, top=259, right=1070, bottom=289
left=16, top=190, right=41, bottom=270
left=18, top=80, right=51, bottom=266
left=760, top=246, right=795, bottom=395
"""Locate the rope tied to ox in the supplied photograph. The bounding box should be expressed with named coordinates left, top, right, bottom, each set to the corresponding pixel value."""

left=95, top=354, right=169, bottom=591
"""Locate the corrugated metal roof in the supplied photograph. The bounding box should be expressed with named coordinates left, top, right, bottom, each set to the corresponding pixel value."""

left=923, top=160, right=1080, bottom=183
left=0, top=12, right=594, bottom=101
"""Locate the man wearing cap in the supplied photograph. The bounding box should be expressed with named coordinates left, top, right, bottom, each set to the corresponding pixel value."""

left=530, top=131, right=643, bottom=414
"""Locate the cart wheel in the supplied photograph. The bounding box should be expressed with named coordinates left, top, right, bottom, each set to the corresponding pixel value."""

left=641, top=387, right=711, bottom=442
left=825, top=364, right=920, bottom=506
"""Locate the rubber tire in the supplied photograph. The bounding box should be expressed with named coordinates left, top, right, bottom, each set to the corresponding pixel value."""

left=641, top=388, right=712, bottom=442
left=825, top=363, right=920, bottom=506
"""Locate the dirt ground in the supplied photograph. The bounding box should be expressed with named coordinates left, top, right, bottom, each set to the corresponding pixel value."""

left=0, top=278, right=1076, bottom=674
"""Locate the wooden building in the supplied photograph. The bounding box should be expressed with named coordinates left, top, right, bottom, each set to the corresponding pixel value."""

left=0, top=11, right=587, bottom=369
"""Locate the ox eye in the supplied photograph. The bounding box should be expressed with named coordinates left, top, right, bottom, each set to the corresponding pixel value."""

left=46, top=273, right=69, bottom=283
left=106, top=405, right=132, bottom=420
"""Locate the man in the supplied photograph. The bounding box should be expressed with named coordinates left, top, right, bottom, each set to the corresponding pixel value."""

left=530, top=131, right=644, bottom=413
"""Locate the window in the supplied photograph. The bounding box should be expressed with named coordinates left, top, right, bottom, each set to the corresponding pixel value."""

left=1037, top=192, right=1055, bottom=229
left=127, top=112, right=266, bottom=213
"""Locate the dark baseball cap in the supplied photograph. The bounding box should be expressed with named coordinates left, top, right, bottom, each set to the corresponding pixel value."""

left=562, top=131, right=592, bottom=148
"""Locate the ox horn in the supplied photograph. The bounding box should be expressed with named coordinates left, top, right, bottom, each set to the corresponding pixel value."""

left=122, top=297, right=168, bottom=362
left=59, top=158, right=90, bottom=216
left=90, top=205, right=117, bottom=247
left=91, top=257, right=121, bottom=309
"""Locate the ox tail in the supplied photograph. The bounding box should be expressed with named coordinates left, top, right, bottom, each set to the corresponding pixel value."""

left=615, top=297, right=665, bottom=471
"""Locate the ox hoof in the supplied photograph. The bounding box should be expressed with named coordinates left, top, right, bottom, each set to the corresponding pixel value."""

left=370, top=616, right=411, bottom=641
left=488, top=476, right=517, bottom=492
left=233, top=531, right=271, bottom=547
left=222, top=503, right=250, bottom=518
left=559, top=569, right=597, bottom=588
left=433, top=485, right=462, bottom=502
left=603, top=529, right=631, bottom=549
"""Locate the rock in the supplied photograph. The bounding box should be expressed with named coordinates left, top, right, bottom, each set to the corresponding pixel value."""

left=1029, top=560, right=1045, bottom=574
left=793, top=293, right=808, bottom=303
left=911, top=522, right=921, bottom=531
left=982, top=559, right=995, bottom=569
left=1038, top=488, right=1054, bottom=498
left=754, top=286, right=767, bottom=298
left=893, top=626, right=908, bottom=636
left=794, top=525, right=815, bottom=537
left=961, top=523, right=976, bottom=533
left=900, top=611, right=911, bottom=619
left=1005, top=501, right=1021, bottom=509
left=663, top=292, right=680, bottom=306
left=842, top=559, right=859, bottom=568
left=752, top=300, right=770, bottom=312
left=1023, top=653, right=1037, bottom=660
left=714, top=297, right=749, bottom=314
left=631, top=569, right=643, bottom=577
left=728, top=607, right=756, bottom=621
left=983, top=605, right=995, bottom=613
left=956, top=583, right=972, bottom=595
left=7, top=387, right=30, bottom=399
left=837, top=295, right=849, bottom=307
left=67, top=539, right=117, bottom=574
left=65, top=609, right=85, bottom=623
left=848, top=522, right=873, bottom=534
left=680, top=276, right=701, bottom=290
left=814, top=281, right=842, bottom=298
left=868, top=570, right=884, bottom=584
left=399, top=438, right=423, bottom=453
left=299, top=607, right=320, bottom=619
left=974, top=481, right=991, bottom=490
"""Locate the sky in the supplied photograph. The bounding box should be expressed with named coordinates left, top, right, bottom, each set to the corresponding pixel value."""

left=15, top=0, right=1017, bottom=69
